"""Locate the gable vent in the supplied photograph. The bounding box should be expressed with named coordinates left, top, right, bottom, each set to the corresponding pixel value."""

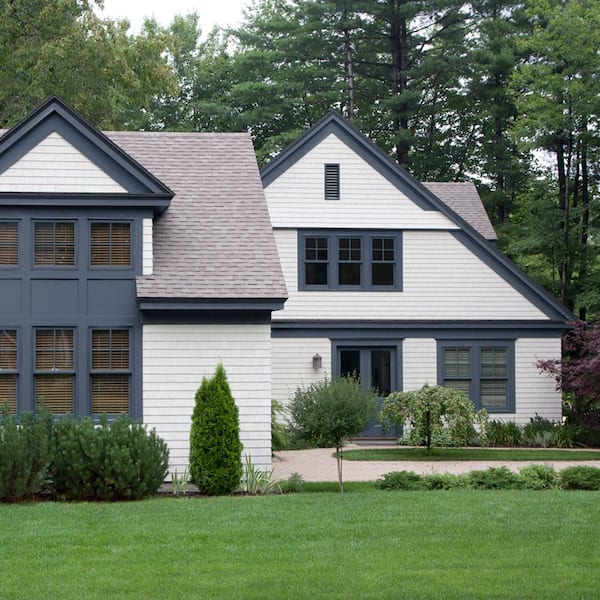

left=324, top=163, right=340, bottom=200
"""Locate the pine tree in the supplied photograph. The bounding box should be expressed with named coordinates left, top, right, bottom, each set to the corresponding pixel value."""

left=189, top=363, right=243, bottom=495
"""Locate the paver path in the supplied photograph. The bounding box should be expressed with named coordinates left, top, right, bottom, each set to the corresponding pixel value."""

left=272, top=445, right=600, bottom=482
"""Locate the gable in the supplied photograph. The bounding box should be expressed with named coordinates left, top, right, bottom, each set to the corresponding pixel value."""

left=0, top=132, right=126, bottom=193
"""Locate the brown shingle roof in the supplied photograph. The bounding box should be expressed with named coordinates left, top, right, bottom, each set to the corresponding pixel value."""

left=423, top=182, right=497, bottom=241
left=106, top=131, right=288, bottom=300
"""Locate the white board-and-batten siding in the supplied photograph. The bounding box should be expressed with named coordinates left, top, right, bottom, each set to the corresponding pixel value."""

left=143, top=324, right=272, bottom=476
left=265, top=133, right=457, bottom=230
left=272, top=229, right=546, bottom=321
left=0, top=132, right=126, bottom=193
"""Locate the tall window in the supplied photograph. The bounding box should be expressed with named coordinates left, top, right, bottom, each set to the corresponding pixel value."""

left=90, top=222, right=131, bottom=266
left=91, top=329, right=130, bottom=414
left=0, top=222, right=18, bottom=266
left=34, top=221, right=75, bottom=266
left=300, top=231, right=401, bottom=290
left=35, top=329, right=74, bottom=414
left=439, top=342, right=513, bottom=412
left=0, top=330, right=17, bottom=414
left=324, top=164, right=340, bottom=200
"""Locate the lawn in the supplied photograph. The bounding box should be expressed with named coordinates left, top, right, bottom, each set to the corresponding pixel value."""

left=1, top=490, right=599, bottom=599
left=342, top=447, right=600, bottom=461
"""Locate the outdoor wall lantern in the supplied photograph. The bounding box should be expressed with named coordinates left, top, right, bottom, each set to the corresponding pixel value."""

left=312, top=353, right=322, bottom=370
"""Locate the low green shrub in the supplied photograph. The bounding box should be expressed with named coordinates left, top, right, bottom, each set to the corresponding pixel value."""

left=519, top=464, right=558, bottom=490
left=485, top=420, right=523, bottom=447
left=559, top=466, right=600, bottom=490
left=51, top=416, right=169, bottom=501
left=0, top=408, right=52, bottom=502
left=241, top=455, right=280, bottom=495
left=279, top=472, right=305, bottom=494
left=422, top=472, right=468, bottom=490
left=376, top=471, right=426, bottom=491
left=467, top=467, right=522, bottom=490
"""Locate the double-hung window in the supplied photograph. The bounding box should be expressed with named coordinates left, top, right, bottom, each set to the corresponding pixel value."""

left=34, top=221, right=75, bottom=266
left=34, top=329, right=75, bottom=414
left=91, top=329, right=130, bottom=414
left=438, top=341, right=514, bottom=412
left=300, top=231, right=401, bottom=290
left=90, top=222, right=131, bottom=267
left=0, top=330, right=18, bottom=414
left=0, top=222, right=18, bottom=266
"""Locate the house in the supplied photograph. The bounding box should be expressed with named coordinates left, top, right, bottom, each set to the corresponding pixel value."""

left=0, top=98, right=572, bottom=475
left=261, top=111, right=573, bottom=438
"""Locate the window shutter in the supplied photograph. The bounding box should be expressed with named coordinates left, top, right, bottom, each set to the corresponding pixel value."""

left=324, top=164, right=340, bottom=200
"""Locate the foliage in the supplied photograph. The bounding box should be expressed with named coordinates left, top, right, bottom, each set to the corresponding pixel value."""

left=50, top=416, right=169, bottom=501
left=287, top=376, right=377, bottom=493
left=558, top=466, right=600, bottom=491
left=423, top=472, right=469, bottom=490
left=241, top=455, right=280, bottom=495
left=0, top=408, right=52, bottom=501
left=381, top=385, right=488, bottom=450
left=467, top=466, right=523, bottom=489
left=189, top=363, right=243, bottom=495
left=485, top=420, right=523, bottom=447
left=170, top=466, right=190, bottom=497
left=376, top=470, right=426, bottom=491
left=279, top=472, right=305, bottom=494
left=519, top=465, right=558, bottom=490
left=271, top=399, right=289, bottom=452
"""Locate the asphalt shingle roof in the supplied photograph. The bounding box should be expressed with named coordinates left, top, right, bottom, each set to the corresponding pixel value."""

left=106, top=131, right=288, bottom=300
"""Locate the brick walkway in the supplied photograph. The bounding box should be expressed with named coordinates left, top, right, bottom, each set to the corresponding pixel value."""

left=271, top=445, right=600, bottom=482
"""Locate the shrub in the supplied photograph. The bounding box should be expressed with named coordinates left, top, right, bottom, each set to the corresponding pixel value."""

left=467, top=467, right=522, bottom=490
left=523, top=415, right=556, bottom=447
left=519, top=465, right=558, bottom=490
left=559, top=466, right=600, bottom=490
left=189, top=363, right=243, bottom=495
left=51, top=416, right=168, bottom=501
left=423, top=472, right=469, bottom=490
left=288, top=376, right=377, bottom=492
left=381, top=385, right=488, bottom=450
left=0, top=408, right=52, bottom=502
left=376, top=471, right=426, bottom=491
left=271, top=400, right=289, bottom=452
left=279, top=472, right=305, bottom=494
left=485, top=420, right=523, bottom=447
left=241, top=455, right=280, bottom=495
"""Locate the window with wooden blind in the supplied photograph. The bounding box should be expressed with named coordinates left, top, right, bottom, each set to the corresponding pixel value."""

left=90, top=222, right=131, bottom=266
left=34, top=329, right=74, bottom=414
left=34, top=221, right=75, bottom=266
left=91, top=329, right=129, bottom=414
left=0, top=330, right=17, bottom=413
left=0, top=222, right=18, bottom=266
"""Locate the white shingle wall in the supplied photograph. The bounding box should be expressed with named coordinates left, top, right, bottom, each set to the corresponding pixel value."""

left=0, top=132, right=126, bottom=193
left=142, top=218, right=153, bottom=275
left=272, top=229, right=546, bottom=320
left=143, top=323, right=272, bottom=476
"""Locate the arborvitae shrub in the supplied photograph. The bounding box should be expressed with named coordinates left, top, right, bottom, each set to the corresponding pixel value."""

left=0, top=408, right=52, bottom=502
left=51, top=416, right=169, bottom=501
left=189, top=364, right=242, bottom=495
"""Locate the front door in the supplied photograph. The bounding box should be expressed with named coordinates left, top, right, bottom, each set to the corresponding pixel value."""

left=338, top=346, right=398, bottom=438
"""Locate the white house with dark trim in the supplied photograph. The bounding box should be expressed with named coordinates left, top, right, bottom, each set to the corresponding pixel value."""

left=0, top=99, right=572, bottom=474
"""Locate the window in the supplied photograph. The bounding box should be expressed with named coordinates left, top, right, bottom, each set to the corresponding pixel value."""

left=34, top=329, right=74, bottom=414
left=439, top=341, right=514, bottom=412
left=0, top=330, right=17, bottom=414
left=0, top=222, right=18, bottom=266
left=90, top=222, right=131, bottom=267
left=299, top=231, right=401, bottom=290
left=324, top=164, right=340, bottom=200
left=34, top=221, right=75, bottom=266
left=91, top=329, right=130, bottom=414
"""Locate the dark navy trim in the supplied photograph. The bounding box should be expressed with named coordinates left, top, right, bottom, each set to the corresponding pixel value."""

left=138, top=299, right=286, bottom=312
left=260, top=111, right=574, bottom=322
left=141, top=311, right=274, bottom=325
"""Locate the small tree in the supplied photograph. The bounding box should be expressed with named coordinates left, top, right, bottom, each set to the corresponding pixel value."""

left=189, top=363, right=242, bottom=495
left=287, top=376, right=377, bottom=493
left=380, top=385, right=488, bottom=451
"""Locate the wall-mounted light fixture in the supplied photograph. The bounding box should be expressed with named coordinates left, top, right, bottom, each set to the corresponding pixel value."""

left=312, top=353, right=322, bottom=370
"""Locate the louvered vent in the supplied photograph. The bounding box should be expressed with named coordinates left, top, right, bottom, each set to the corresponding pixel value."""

left=324, top=164, right=340, bottom=200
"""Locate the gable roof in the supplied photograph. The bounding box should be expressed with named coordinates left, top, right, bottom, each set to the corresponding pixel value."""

left=106, top=131, right=287, bottom=305
left=260, top=111, right=574, bottom=322
left=0, top=97, right=173, bottom=213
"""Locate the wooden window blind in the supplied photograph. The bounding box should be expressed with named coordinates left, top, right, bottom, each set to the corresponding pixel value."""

left=0, top=329, right=17, bottom=414
left=35, top=375, right=73, bottom=414
left=0, top=222, right=18, bottom=265
left=34, top=221, right=75, bottom=266
left=91, top=329, right=129, bottom=414
left=90, top=222, right=131, bottom=266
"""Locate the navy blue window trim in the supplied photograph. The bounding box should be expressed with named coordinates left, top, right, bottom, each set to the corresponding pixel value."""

left=436, top=340, right=515, bottom=413
left=33, top=220, right=76, bottom=268
left=298, top=230, right=403, bottom=291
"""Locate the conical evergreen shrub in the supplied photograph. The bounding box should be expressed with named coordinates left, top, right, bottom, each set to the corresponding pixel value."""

left=189, top=363, right=242, bottom=495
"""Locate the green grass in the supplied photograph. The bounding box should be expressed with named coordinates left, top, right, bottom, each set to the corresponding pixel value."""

left=342, top=447, right=600, bottom=461
left=1, top=491, right=599, bottom=599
